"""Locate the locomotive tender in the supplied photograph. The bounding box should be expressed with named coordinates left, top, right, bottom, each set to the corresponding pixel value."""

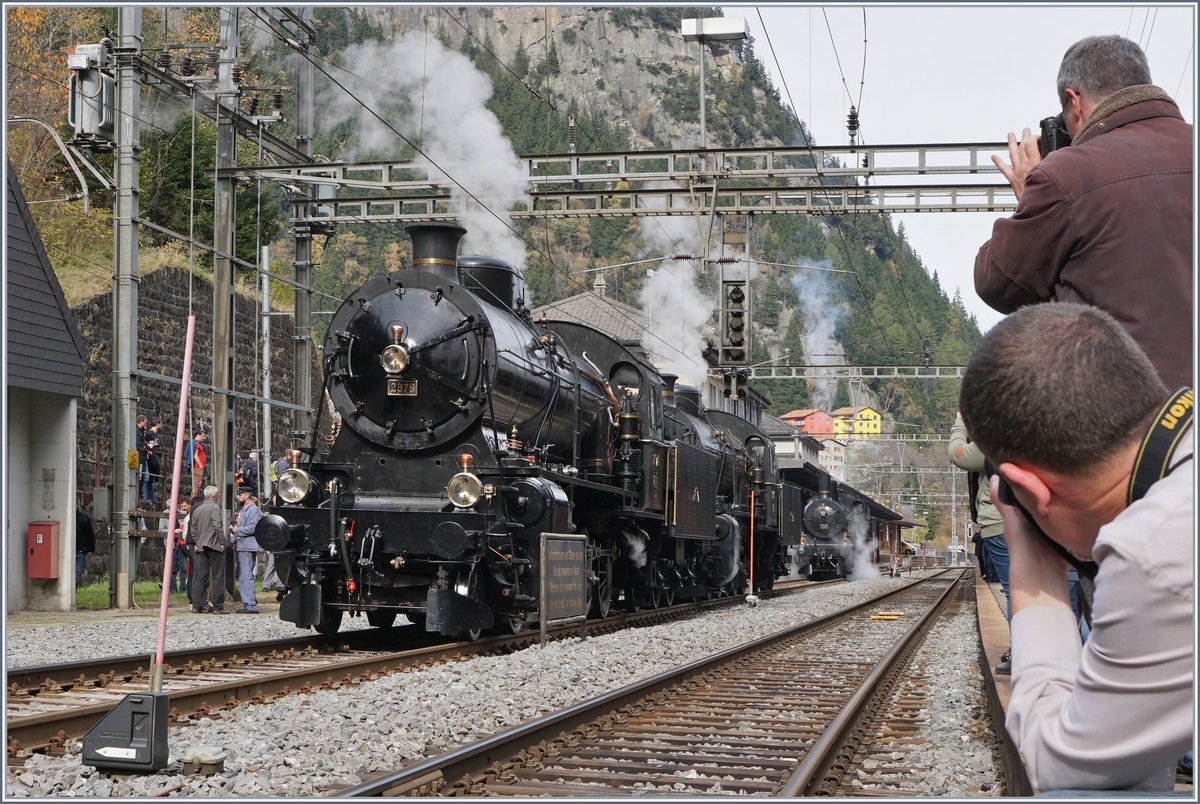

left=257, top=222, right=893, bottom=636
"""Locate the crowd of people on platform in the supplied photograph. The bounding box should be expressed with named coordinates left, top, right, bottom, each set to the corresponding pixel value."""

left=79, top=423, right=296, bottom=616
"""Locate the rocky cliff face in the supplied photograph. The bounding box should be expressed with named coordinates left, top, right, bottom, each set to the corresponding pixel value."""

left=357, top=6, right=788, bottom=150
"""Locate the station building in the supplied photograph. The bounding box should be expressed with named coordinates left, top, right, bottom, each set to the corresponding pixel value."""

left=5, top=166, right=86, bottom=611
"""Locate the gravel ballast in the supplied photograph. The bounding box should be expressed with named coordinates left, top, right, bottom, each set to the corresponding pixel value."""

left=5, top=572, right=1004, bottom=797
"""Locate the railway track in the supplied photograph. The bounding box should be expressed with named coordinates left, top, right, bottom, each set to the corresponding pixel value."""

left=5, top=577, right=829, bottom=761
left=336, top=568, right=970, bottom=797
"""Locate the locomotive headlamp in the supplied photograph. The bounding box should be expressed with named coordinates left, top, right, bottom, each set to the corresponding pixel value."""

left=277, top=468, right=313, bottom=504
left=380, top=344, right=410, bottom=374
left=445, top=471, right=483, bottom=508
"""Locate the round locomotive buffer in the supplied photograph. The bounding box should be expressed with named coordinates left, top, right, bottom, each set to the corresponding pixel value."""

left=254, top=513, right=293, bottom=553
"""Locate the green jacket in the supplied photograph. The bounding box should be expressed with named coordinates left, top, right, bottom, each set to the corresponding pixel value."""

left=948, top=416, right=1004, bottom=537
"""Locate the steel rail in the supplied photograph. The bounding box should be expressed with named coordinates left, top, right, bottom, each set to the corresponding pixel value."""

left=334, top=571, right=955, bottom=797
left=777, top=569, right=968, bottom=795
left=6, top=579, right=825, bottom=758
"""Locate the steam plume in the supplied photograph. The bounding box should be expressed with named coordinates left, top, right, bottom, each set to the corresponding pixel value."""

left=791, top=264, right=849, bottom=409
left=318, top=34, right=527, bottom=265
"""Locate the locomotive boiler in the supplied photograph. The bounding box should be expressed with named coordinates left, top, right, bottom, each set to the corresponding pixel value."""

left=257, top=221, right=894, bottom=637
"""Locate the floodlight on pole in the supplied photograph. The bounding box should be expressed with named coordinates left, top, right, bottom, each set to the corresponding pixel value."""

left=680, top=17, right=748, bottom=150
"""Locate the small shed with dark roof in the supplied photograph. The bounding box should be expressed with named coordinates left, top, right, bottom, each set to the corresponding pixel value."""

left=531, top=280, right=649, bottom=347
left=6, top=164, right=86, bottom=611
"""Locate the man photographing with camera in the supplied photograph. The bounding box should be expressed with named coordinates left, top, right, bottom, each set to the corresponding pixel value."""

left=974, top=34, right=1193, bottom=390
left=960, top=303, right=1193, bottom=793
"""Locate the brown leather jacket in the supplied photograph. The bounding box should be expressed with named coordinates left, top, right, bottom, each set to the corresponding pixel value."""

left=975, top=85, right=1193, bottom=389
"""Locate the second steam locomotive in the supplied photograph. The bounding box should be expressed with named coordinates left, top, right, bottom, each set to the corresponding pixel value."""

left=257, top=223, right=896, bottom=636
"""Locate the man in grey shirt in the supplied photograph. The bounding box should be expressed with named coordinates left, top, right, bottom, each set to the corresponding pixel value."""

left=960, top=304, right=1192, bottom=792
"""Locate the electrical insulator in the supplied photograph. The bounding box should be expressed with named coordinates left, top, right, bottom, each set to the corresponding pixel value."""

left=232, top=63, right=242, bottom=83
left=248, top=96, right=259, bottom=116
left=273, top=91, right=284, bottom=111
left=862, top=154, right=869, bottom=169
left=158, top=51, right=171, bottom=70
left=846, top=105, right=859, bottom=144
left=181, top=54, right=194, bottom=75
left=568, top=115, right=577, bottom=154
left=208, top=50, right=219, bottom=69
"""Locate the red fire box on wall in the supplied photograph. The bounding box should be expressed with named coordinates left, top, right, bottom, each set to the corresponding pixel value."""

left=27, top=521, right=60, bottom=579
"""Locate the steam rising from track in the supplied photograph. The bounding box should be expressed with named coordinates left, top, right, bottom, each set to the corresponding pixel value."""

left=847, top=509, right=880, bottom=581
left=318, top=34, right=527, bottom=265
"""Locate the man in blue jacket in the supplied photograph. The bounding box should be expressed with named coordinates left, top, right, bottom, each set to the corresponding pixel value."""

left=230, top=486, right=263, bottom=613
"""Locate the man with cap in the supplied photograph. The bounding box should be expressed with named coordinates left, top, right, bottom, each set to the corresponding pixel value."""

left=230, top=485, right=264, bottom=613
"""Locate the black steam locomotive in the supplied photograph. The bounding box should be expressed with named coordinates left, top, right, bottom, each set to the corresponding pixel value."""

left=257, top=222, right=893, bottom=636
left=784, top=463, right=881, bottom=581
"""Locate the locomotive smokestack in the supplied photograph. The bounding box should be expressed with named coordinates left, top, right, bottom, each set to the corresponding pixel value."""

left=406, top=222, right=466, bottom=282
left=660, top=373, right=678, bottom=408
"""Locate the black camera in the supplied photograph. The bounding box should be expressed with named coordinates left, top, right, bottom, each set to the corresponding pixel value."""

left=1038, top=113, right=1072, bottom=158
left=985, top=459, right=1098, bottom=580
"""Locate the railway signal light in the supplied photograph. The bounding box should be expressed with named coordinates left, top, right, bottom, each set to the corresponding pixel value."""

left=720, top=280, right=750, bottom=366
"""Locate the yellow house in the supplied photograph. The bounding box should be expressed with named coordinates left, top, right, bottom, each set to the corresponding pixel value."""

left=831, top=406, right=882, bottom=440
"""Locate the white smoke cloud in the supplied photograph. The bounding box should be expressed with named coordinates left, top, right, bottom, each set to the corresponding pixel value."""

left=641, top=259, right=711, bottom=386
left=318, top=34, right=527, bottom=265
left=847, top=509, right=880, bottom=581
left=790, top=264, right=849, bottom=410
left=637, top=209, right=730, bottom=386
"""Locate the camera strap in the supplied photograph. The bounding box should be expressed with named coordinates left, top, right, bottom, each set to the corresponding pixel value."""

left=1127, top=387, right=1194, bottom=506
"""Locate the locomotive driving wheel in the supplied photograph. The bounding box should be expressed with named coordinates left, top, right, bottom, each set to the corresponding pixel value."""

left=316, top=604, right=343, bottom=636
left=452, top=566, right=485, bottom=642
left=589, top=554, right=613, bottom=619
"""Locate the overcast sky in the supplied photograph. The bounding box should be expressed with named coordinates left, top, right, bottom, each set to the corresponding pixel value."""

left=742, top=4, right=1196, bottom=331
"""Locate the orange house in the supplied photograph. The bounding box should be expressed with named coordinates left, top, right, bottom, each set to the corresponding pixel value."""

left=779, top=409, right=834, bottom=437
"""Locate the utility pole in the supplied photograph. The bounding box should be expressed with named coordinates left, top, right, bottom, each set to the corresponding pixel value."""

left=290, top=8, right=316, bottom=445
left=110, top=7, right=141, bottom=609
left=261, top=245, right=273, bottom=500
left=211, top=7, right=239, bottom=511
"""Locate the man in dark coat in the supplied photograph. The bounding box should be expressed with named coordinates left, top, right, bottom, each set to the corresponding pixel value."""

left=188, top=485, right=228, bottom=613
left=75, top=506, right=96, bottom=588
left=975, top=34, right=1192, bottom=389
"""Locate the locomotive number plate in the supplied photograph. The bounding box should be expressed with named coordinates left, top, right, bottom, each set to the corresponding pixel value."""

left=387, top=379, right=418, bottom=396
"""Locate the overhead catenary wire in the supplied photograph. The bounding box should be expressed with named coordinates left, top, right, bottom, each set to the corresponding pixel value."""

left=754, top=9, right=895, bottom=357
left=772, top=7, right=931, bottom=353
left=1174, top=41, right=1193, bottom=99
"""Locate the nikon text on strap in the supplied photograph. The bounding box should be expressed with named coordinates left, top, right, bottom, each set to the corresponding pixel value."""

left=1128, top=387, right=1194, bottom=506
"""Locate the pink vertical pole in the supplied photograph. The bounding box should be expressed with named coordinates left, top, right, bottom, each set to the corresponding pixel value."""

left=150, top=315, right=196, bottom=691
